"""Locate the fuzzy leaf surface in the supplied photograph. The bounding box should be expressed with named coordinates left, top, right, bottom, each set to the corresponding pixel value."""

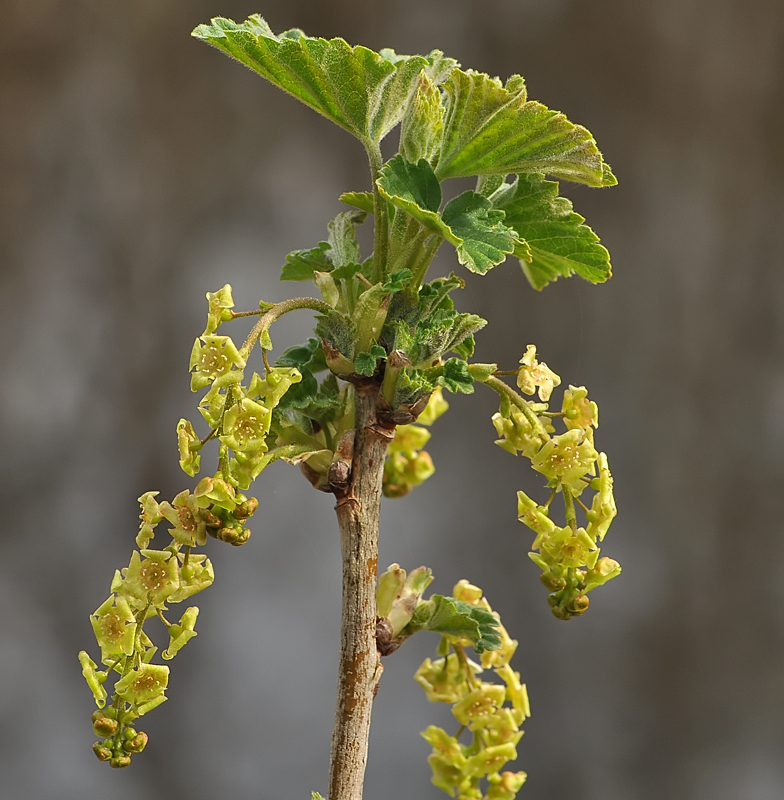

left=491, top=173, right=612, bottom=289
left=280, top=242, right=332, bottom=281
left=192, top=16, right=431, bottom=146
left=377, top=156, right=518, bottom=274
left=436, top=69, right=615, bottom=187
left=403, top=595, right=501, bottom=654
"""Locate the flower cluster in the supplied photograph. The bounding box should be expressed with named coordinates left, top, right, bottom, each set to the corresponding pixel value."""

left=415, top=581, right=529, bottom=800
left=383, top=388, right=448, bottom=497
left=79, top=481, right=258, bottom=766
left=491, top=348, right=620, bottom=619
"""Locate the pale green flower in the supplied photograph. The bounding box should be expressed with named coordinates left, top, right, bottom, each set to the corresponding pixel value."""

left=462, top=742, right=518, bottom=779
left=193, top=475, right=237, bottom=511
left=516, top=345, right=561, bottom=401
left=176, top=419, right=201, bottom=477
left=562, top=385, right=598, bottom=431
left=220, top=397, right=272, bottom=455
left=190, top=334, right=245, bottom=391
left=115, top=663, right=169, bottom=706
left=135, top=491, right=162, bottom=550
left=162, top=607, right=199, bottom=660
left=159, top=490, right=207, bottom=547
left=90, top=595, right=137, bottom=662
left=203, top=284, right=235, bottom=335
left=78, top=651, right=107, bottom=707
left=531, top=428, right=597, bottom=491
left=168, top=553, right=214, bottom=603
left=586, top=452, right=616, bottom=541
left=486, top=771, right=527, bottom=800
left=516, top=490, right=556, bottom=537
left=494, top=664, right=530, bottom=723
left=539, top=525, right=599, bottom=570
left=118, top=550, right=179, bottom=607
left=452, top=684, right=507, bottom=728
left=415, top=654, right=477, bottom=704
left=584, top=557, right=622, bottom=592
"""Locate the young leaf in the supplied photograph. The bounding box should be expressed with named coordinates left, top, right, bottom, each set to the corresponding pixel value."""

left=403, top=595, right=501, bottom=654
left=280, top=242, right=332, bottom=281
left=436, top=69, right=615, bottom=187
left=435, top=358, right=475, bottom=394
left=328, top=211, right=364, bottom=268
left=440, top=191, right=519, bottom=274
left=354, top=345, right=386, bottom=376
left=192, top=16, right=430, bottom=147
left=400, top=72, right=445, bottom=165
left=377, top=157, right=519, bottom=274
left=490, top=173, right=612, bottom=289
left=339, top=191, right=376, bottom=215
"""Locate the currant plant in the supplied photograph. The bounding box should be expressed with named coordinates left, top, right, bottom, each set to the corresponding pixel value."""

left=79, top=15, right=621, bottom=800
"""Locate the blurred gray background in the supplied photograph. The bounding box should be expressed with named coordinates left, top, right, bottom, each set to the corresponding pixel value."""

left=2, top=1, right=783, bottom=798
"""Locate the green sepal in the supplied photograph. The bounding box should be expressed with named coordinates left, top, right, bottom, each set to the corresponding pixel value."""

left=402, top=595, right=502, bottom=654
left=436, top=69, right=613, bottom=187
left=280, top=242, right=331, bottom=281
left=192, top=16, right=430, bottom=146
left=490, top=173, right=612, bottom=289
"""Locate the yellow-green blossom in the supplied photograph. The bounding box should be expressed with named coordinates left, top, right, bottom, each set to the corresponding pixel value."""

left=176, top=419, right=201, bottom=477
left=90, top=595, right=137, bottom=662
left=220, top=397, right=272, bottom=456
left=118, top=550, right=179, bottom=607
left=159, top=490, right=208, bottom=547
left=562, top=385, right=598, bottom=431
left=78, top=651, right=108, bottom=707
left=203, top=284, right=235, bottom=335
left=162, top=607, right=199, bottom=660
left=114, top=663, right=169, bottom=707
left=530, top=428, right=597, bottom=492
left=516, top=345, right=561, bottom=401
left=135, top=491, right=162, bottom=550
left=190, top=334, right=245, bottom=392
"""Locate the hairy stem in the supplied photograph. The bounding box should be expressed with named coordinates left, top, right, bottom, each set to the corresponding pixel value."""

left=367, top=144, right=388, bottom=284
left=329, top=383, right=394, bottom=800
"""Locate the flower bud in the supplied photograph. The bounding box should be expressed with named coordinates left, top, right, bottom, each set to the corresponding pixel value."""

left=566, top=594, right=590, bottom=615
left=92, top=713, right=118, bottom=737
left=92, top=743, right=113, bottom=762
left=234, top=496, right=258, bottom=519
left=110, top=755, right=132, bottom=769
left=539, top=572, right=566, bottom=592
left=124, top=732, right=148, bottom=753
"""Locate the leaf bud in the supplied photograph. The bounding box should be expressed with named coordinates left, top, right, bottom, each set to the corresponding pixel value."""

left=124, top=732, right=148, bottom=753
left=92, top=743, right=113, bottom=762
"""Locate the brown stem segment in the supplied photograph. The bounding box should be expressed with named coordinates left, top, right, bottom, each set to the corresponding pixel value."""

left=328, top=382, right=394, bottom=800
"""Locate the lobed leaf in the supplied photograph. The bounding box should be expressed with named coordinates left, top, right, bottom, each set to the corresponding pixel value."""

left=491, top=173, right=612, bottom=289
left=280, top=242, right=332, bottom=281
left=377, top=156, right=519, bottom=274
left=436, top=69, right=616, bottom=187
left=192, top=16, right=431, bottom=146
left=404, top=595, right=501, bottom=654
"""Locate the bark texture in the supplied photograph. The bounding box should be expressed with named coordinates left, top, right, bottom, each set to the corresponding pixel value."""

left=328, top=383, right=394, bottom=800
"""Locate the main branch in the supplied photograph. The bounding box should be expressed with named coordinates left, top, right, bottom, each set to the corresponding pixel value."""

left=328, top=382, right=394, bottom=800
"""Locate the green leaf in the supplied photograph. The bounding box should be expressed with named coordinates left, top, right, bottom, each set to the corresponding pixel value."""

left=436, top=358, right=475, bottom=394
left=378, top=155, right=442, bottom=214
left=328, top=211, right=364, bottom=268
left=330, top=263, right=363, bottom=281
left=377, top=156, right=519, bottom=274
left=453, top=333, right=475, bottom=359
left=403, top=596, right=501, bottom=654
left=491, top=173, right=612, bottom=289
left=435, top=69, right=615, bottom=187
left=382, top=269, right=414, bottom=293
left=339, top=191, right=376, bottom=215
left=400, top=72, right=445, bottom=164
left=192, top=16, right=429, bottom=146
left=280, top=242, right=332, bottom=281
left=354, top=346, right=385, bottom=376
left=441, top=191, right=519, bottom=274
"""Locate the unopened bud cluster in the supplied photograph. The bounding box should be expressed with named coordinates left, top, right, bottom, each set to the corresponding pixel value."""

left=490, top=347, right=620, bottom=619
left=415, top=581, right=529, bottom=800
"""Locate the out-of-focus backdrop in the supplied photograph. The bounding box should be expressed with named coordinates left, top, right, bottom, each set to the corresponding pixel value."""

left=2, top=1, right=783, bottom=798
